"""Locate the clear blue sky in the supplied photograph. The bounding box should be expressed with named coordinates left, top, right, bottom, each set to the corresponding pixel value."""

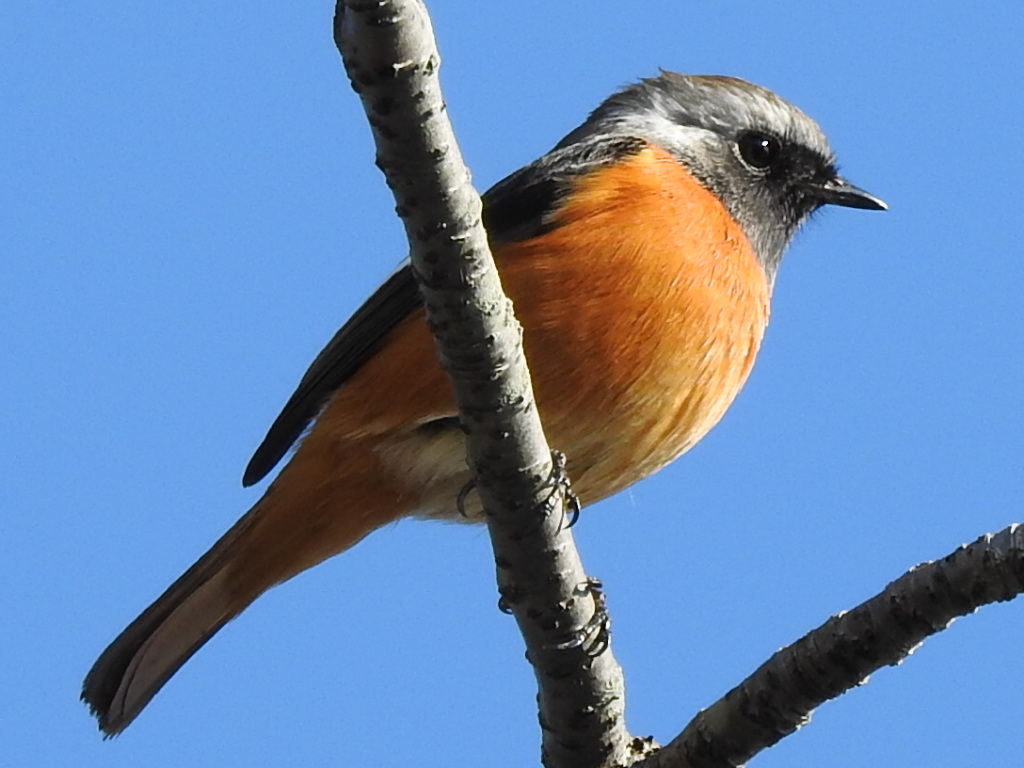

left=5, top=3, right=1023, bottom=766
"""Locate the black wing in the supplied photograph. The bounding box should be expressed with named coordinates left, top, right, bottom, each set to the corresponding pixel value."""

left=242, top=266, right=421, bottom=486
left=242, top=135, right=648, bottom=486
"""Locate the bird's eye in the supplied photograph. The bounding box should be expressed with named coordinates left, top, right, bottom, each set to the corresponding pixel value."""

left=737, top=132, right=781, bottom=172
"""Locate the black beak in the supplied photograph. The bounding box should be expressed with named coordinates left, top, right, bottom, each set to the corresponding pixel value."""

left=810, top=176, right=887, bottom=211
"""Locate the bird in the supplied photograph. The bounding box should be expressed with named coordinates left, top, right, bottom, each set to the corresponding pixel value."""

left=82, top=71, right=885, bottom=735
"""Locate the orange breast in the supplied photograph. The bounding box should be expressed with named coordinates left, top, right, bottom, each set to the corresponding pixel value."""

left=316, top=145, right=769, bottom=509
left=495, top=145, right=770, bottom=500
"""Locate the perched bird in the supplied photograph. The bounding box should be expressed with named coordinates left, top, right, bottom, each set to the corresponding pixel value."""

left=83, top=71, right=885, bottom=734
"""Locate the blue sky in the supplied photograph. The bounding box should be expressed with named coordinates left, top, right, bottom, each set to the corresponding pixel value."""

left=5, top=2, right=1024, bottom=766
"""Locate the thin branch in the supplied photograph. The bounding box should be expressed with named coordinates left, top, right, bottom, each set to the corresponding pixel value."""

left=333, top=3, right=631, bottom=767
left=635, top=523, right=1024, bottom=768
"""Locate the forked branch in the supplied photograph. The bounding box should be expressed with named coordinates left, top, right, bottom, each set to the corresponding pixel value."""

left=331, top=3, right=1024, bottom=768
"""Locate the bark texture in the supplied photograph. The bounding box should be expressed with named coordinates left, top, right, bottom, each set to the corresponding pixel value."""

left=334, top=3, right=631, bottom=767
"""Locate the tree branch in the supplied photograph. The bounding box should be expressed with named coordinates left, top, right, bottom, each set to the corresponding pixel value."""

left=333, top=3, right=631, bottom=766
left=636, top=523, right=1024, bottom=768
left=331, top=5, right=1024, bottom=767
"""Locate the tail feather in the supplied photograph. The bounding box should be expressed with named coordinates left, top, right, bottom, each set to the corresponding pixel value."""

left=83, top=432, right=428, bottom=735
left=81, top=517, right=253, bottom=736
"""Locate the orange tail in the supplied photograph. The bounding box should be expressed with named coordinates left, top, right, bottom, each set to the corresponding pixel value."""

left=82, top=438, right=418, bottom=735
